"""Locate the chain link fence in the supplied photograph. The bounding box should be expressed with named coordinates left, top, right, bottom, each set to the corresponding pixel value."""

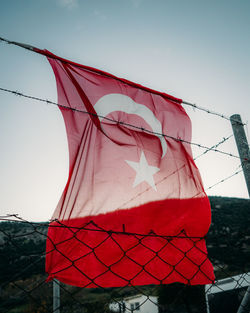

left=1, top=196, right=250, bottom=313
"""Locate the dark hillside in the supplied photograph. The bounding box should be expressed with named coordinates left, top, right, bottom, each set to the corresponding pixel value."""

left=207, top=196, right=250, bottom=277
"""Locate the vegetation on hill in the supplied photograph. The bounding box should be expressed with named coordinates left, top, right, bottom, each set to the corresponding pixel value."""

left=207, top=196, right=250, bottom=277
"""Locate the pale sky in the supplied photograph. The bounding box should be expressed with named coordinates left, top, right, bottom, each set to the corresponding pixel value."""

left=0, top=0, right=249, bottom=221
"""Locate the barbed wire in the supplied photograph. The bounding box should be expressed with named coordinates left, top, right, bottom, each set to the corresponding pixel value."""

left=0, top=35, right=246, bottom=126
left=207, top=160, right=250, bottom=194
left=193, top=134, right=233, bottom=160
left=0, top=86, right=245, bottom=162
left=0, top=214, right=203, bottom=239
left=182, top=100, right=241, bottom=124
left=205, top=168, right=243, bottom=192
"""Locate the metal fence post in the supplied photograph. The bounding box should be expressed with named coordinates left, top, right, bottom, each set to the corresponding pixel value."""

left=205, top=285, right=210, bottom=313
left=230, top=114, right=250, bottom=196
left=230, top=114, right=250, bottom=313
left=53, top=279, right=60, bottom=313
left=237, top=287, right=250, bottom=313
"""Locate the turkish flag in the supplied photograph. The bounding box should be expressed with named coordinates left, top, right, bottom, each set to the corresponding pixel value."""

left=42, top=50, right=214, bottom=287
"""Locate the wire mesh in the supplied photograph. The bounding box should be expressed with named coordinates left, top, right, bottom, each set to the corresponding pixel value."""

left=1, top=196, right=249, bottom=313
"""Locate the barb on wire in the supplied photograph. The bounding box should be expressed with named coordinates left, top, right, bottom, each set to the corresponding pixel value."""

left=194, top=135, right=233, bottom=160
left=0, top=35, right=246, bottom=126
left=206, top=159, right=250, bottom=193
left=206, top=168, right=243, bottom=192
left=182, top=100, right=245, bottom=124
left=0, top=86, right=245, bottom=161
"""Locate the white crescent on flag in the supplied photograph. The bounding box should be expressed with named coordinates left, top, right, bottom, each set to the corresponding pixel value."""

left=94, top=93, right=167, bottom=158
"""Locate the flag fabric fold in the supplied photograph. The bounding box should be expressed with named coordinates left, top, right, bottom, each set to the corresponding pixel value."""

left=44, top=50, right=214, bottom=287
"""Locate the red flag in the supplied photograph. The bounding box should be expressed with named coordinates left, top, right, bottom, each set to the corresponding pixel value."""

left=43, top=50, right=214, bottom=287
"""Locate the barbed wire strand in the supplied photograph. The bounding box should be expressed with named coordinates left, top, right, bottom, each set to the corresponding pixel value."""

left=0, top=215, right=206, bottom=240
left=182, top=100, right=243, bottom=124
left=205, top=158, right=250, bottom=193
left=0, top=36, right=246, bottom=126
left=205, top=169, right=243, bottom=192
left=0, top=86, right=246, bottom=162
left=193, top=135, right=233, bottom=160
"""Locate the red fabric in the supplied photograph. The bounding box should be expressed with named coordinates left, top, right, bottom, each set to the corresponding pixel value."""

left=45, top=50, right=214, bottom=287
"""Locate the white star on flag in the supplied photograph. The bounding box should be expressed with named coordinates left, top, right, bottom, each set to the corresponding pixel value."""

left=125, top=151, right=160, bottom=191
